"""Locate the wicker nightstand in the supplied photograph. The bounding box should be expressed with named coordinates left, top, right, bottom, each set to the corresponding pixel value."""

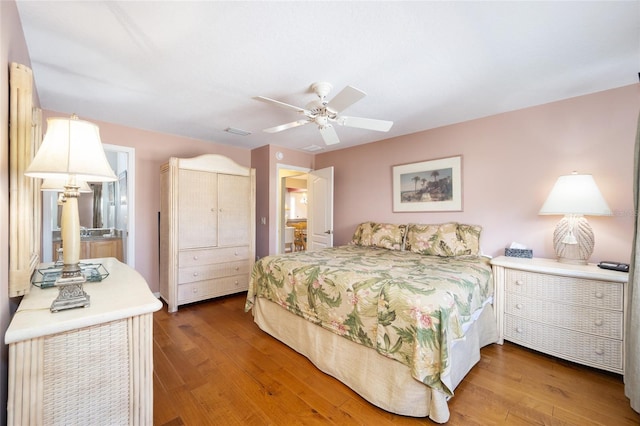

left=5, top=258, right=162, bottom=426
left=491, top=256, right=628, bottom=374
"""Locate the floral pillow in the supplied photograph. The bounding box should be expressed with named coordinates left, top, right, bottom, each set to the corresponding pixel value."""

left=405, top=222, right=481, bottom=257
left=350, top=222, right=374, bottom=246
left=351, top=222, right=406, bottom=251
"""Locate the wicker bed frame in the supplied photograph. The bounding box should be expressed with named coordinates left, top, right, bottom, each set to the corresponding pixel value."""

left=252, top=297, right=498, bottom=423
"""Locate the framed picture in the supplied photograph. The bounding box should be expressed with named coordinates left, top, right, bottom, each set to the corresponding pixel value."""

left=392, top=155, right=462, bottom=212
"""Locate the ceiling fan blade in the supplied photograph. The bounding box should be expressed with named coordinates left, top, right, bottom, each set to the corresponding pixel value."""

left=264, top=119, right=311, bottom=133
left=336, top=116, right=393, bottom=132
left=325, top=86, right=366, bottom=113
left=255, top=96, right=308, bottom=114
left=319, top=124, right=340, bottom=145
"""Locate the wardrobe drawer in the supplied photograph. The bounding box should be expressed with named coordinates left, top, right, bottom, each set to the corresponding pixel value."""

left=505, top=293, right=623, bottom=339
left=179, top=246, right=250, bottom=267
left=504, top=314, right=623, bottom=373
left=504, top=270, right=623, bottom=310
left=178, top=260, right=250, bottom=284
left=178, top=274, right=249, bottom=304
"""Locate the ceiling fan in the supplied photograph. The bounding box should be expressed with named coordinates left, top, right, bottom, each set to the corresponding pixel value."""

left=256, top=82, right=393, bottom=145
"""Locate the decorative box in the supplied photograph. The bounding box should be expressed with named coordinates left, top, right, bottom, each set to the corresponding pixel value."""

left=504, top=248, right=533, bottom=258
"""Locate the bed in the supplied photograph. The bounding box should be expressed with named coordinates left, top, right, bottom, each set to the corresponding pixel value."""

left=245, top=222, right=499, bottom=423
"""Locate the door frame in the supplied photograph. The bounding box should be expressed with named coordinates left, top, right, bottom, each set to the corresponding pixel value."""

left=276, top=163, right=310, bottom=254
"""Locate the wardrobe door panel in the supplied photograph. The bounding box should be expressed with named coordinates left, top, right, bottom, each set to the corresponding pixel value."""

left=218, top=173, right=251, bottom=247
left=178, top=169, right=218, bottom=249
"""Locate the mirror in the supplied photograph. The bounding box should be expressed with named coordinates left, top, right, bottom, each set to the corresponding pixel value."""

left=42, top=144, right=135, bottom=267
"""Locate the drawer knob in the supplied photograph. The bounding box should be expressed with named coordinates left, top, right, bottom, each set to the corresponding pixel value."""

left=235, top=266, right=240, bottom=271
left=192, top=288, right=198, bottom=294
left=516, top=303, right=523, bottom=310
left=234, top=280, right=239, bottom=286
left=515, top=327, right=523, bottom=333
left=595, top=348, right=605, bottom=356
left=594, top=319, right=604, bottom=327
left=234, top=252, right=238, bottom=256
left=193, top=255, right=199, bottom=260
left=595, top=292, right=604, bottom=299
left=193, top=272, right=199, bottom=277
left=515, top=280, right=522, bottom=286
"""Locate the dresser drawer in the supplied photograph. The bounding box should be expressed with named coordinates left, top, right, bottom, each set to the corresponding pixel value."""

left=179, top=246, right=250, bottom=267
left=178, top=274, right=249, bottom=303
left=505, top=293, right=623, bottom=339
left=178, top=260, right=250, bottom=284
left=505, top=270, right=623, bottom=310
left=504, top=314, right=623, bottom=373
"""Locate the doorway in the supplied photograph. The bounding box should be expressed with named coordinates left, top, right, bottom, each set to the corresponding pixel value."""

left=277, top=164, right=310, bottom=254
left=276, top=164, right=335, bottom=254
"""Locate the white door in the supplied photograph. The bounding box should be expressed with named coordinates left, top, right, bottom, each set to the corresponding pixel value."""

left=306, top=166, right=334, bottom=250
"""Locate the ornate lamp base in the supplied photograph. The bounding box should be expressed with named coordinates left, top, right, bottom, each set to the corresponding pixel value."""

left=50, top=266, right=90, bottom=313
left=552, top=214, right=594, bottom=265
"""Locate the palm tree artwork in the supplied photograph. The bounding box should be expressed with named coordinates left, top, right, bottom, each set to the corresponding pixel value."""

left=412, top=175, right=421, bottom=192
left=400, top=167, right=453, bottom=203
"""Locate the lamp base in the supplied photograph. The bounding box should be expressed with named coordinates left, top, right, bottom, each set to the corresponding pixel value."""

left=552, top=215, right=594, bottom=265
left=50, top=265, right=90, bottom=312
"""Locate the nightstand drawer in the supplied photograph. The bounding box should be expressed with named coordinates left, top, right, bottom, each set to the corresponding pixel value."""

left=504, top=314, right=623, bottom=373
left=505, top=270, right=623, bottom=310
left=505, top=293, right=623, bottom=339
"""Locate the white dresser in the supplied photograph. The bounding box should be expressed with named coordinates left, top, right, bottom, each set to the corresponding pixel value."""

left=160, top=154, right=256, bottom=312
left=491, top=256, right=628, bottom=374
left=5, top=257, right=163, bottom=426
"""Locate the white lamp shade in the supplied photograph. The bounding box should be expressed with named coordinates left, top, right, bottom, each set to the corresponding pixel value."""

left=25, top=116, right=117, bottom=182
left=41, top=178, right=93, bottom=193
left=539, top=173, right=611, bottom=216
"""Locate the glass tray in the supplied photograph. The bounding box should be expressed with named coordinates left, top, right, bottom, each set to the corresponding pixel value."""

left=31, top=263, right=110, bottom=288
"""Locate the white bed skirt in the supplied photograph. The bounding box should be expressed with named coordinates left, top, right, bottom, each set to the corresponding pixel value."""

left=252, top=297, right=499, bottom=424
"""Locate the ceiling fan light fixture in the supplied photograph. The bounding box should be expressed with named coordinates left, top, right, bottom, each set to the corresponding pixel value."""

left=310, top=81, right=333, bottom=101
left=315, top=116, right=329, bottom=126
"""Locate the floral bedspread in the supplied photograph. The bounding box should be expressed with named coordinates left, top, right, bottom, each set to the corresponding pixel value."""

left=244, top=245, right=493, bottom=395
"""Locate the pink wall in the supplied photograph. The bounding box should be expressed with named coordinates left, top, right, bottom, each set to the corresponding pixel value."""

left=252, top=145, right=270, bottom=258
left=1, top=1, right=38, bottom=423
left=315, top=85, right=640, bottom=264
left=43, top=110, right=251, bottom=293
left=251, top=144, right=314, bottom=258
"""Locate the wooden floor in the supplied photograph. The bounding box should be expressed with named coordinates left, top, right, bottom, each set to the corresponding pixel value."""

left=153, top=293, right=639, bottom=425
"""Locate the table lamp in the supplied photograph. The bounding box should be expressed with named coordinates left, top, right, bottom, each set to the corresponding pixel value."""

left=41, top=178, right=93, bottom=266
left=25, top=115, right=116, bottom=312
left=539, top=172, right=611, bottom=264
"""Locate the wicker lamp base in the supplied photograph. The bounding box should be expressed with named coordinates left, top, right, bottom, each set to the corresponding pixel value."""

left=552, top=215, right=594, bottom=265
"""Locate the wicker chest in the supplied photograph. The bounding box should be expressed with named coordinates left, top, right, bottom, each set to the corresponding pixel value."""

left=491, top=256, right=627, bottom=374
left=5, top=258, right=162, bottom=426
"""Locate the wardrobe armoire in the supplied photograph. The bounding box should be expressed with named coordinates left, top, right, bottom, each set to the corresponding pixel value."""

left=160, top=154, right=256, bottom=312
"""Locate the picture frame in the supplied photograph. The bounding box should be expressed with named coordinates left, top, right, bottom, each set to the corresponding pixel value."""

left=392, top=155, right=462, bottom=212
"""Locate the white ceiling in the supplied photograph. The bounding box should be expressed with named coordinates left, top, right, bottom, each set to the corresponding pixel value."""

left=15, top=1, right=640, bottom=153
